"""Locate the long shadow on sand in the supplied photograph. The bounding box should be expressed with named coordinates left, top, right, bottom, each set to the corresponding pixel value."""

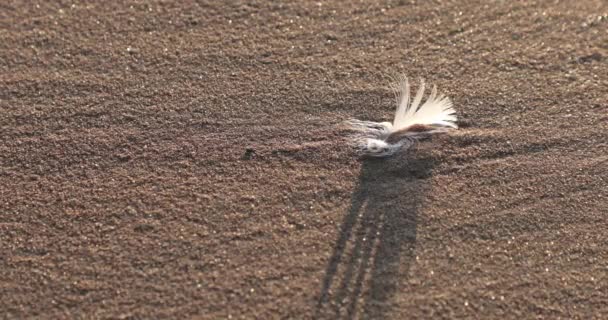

left=316, top=152, right=435, bottom=319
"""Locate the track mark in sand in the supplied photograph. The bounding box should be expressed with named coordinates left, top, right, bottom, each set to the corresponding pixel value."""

left=436, top=127, right=607, bottom=175
left=446, top=185, right=605, bottom=242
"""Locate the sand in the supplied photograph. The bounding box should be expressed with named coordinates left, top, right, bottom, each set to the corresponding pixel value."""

left=1, top=0, right=607, bottom=318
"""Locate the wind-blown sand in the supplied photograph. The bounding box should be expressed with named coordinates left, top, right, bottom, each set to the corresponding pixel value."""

left=1, top=1, right=607, bottom=318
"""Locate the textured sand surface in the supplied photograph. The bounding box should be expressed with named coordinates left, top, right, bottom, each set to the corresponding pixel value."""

left=1, top=0, right=607, bottom=319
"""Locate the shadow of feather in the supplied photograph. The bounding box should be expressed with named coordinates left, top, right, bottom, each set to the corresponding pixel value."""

left=316, top=151, right=435, bottom=319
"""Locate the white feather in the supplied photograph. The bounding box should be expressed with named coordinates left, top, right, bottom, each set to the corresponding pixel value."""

left=357, top=138, right=414, bottom=157
left=393, top=79, right=457, bottom=130
left=345, top=75, right=458, bottom=157
left=393, top=75, right=410, bottom=126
